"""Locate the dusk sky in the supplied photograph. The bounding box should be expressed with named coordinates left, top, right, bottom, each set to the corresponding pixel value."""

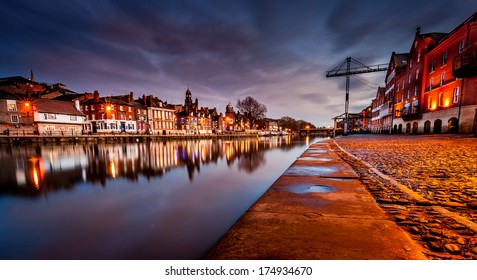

left=2, top=0, right=477, bottom=126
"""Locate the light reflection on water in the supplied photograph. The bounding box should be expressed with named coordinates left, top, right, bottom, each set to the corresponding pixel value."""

left=0, top=136, right=321, bottom=259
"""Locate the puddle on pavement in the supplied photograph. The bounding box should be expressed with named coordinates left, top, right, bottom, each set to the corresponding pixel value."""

left=296, top=157, right=334, bottom=162
left=288, top=184, right=335, bottom=194
left=285, top=165, right=337, bottom=176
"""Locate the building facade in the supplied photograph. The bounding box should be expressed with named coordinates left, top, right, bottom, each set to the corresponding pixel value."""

left=81, top=91, right=137, bottom=133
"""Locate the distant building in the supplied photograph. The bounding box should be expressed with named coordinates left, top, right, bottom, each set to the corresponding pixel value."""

left=370, top=87, right=387, bottom=133
left=139, top=95, right=175, bottom=135
left=81, top=91, right=137, bottom=133
left=32, top=98, right=85, bottom=135
left=175, top=88, right=213, bottom=134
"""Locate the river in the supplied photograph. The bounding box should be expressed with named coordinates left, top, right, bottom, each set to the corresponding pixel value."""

left=0, top=135, right=321, bottom=259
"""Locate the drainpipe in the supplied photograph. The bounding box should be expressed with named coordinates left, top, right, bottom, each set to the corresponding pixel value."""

left=457, top=20, right=471, bottom=133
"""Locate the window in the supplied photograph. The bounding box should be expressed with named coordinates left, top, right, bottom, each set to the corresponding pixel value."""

left=70, top=115, right=77, bottom=121
left=438, top=93, right=443, bottom=107
left=430, top=59, right=436, bottom=72
left=440, top=72, right=445, bottom=86
left=408, top=73, right=412, bottom=83
left=7, top=100, right=17, bottom=112
left=11, top=115, right=19, bottom=123
left=128, top=107, right=132, bottom=112
left=442, top=51, right=448, bottom=65
left=407, top=89, right=410, bottom=100
left=429, top=78, right=434, bottom=90
left=416, top=68, right=419, bottom=80
left=417, top=51, right=421, bottom=63
left=111, top=114, right=115, bottom=120
left=428, top=96, right=433, bottom=109
left=453, top=87, right=460, bottom=103
left=409, top=58, right=413, bottom=69
left=120, top=106, right=124, bottom=111
left=414, top=85, right=418, bottom=96
left=458, top=39, right=465, bottom=53
left=47, top=114, right=57, bottom=120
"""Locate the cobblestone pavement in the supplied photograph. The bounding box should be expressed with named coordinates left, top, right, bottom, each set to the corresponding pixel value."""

left=332, top=134, right=477, bottom=260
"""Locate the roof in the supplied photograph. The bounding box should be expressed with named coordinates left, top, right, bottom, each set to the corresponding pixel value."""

left=32, top=98, right=84, bottom=116
left=0, top=76, right=39, bottom=85
left=393, top=53, right=409, bottom=69
left=0, top=90, right=21, bottom=100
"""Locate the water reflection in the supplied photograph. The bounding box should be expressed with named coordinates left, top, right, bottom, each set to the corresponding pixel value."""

left=0, top=136, right=305, bottom=197
left=0, top=136, right=320, bottom=259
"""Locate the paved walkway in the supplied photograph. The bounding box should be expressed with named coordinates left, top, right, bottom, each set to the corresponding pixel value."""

left=204, top=140, right=427, bottom=260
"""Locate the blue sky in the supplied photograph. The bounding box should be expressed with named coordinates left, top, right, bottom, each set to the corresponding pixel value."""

left=2, top=0, right=477, bottom=126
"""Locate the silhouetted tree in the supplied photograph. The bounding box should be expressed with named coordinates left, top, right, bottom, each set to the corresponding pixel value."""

left=236, top=96, right=267, bottom=125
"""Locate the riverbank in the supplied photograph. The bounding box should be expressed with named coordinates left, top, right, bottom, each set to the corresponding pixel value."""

left=204, top=134, right=477, bottom=260
left=0, top=133, right=259, bottom=144
left=332, top=134, right=477, bottom=259
left=204, top=139, right=427, bottom=260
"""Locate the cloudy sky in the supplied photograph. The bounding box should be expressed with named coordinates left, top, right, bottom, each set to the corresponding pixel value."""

left=2, top=0, right=477, bottom=126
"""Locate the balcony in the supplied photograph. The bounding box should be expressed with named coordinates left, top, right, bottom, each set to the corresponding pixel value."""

left=401, top=106, right=421, bottom=121
left=453, top=43, right=477, bottom=78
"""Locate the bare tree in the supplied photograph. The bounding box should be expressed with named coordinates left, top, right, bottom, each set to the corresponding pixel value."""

left=236, top=96, right=267, bottom=125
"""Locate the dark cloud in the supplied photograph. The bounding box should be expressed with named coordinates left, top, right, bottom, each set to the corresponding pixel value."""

left=1, top=0, right=477, bottom=124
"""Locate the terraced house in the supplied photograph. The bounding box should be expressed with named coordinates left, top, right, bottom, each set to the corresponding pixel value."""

left=371, top=11, right=477, bottom=134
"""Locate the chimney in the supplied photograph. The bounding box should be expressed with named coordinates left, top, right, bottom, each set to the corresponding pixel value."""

left=129, top=91, right=133, bottom=103
left=416, top=27, right=421, bottom=35
left=94, top=90, right=99, bottom=102
left=142, top=94, right=147, bottom=106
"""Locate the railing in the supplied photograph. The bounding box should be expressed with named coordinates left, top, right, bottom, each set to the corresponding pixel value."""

left=453, top=43, right=477, bottom=78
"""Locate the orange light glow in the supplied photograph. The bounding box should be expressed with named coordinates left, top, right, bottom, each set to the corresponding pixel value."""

left=106, top=105, right=112, bottom=112
left=32, top=166, right=40, bottom=189
left=110, top=161, right=116, bottom=178
left=443, top=100, right=450, bottom=107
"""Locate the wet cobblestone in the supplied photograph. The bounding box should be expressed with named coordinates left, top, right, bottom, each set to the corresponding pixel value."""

left=332, top=134, right=477, bottom=260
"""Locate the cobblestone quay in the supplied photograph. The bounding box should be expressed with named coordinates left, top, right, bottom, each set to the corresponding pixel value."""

left=205, top=140, right=427, bottom=260
left=333, top=134, right=477, bottom=260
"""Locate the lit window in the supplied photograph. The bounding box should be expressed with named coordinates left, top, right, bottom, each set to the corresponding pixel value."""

left=7, top=100, right=17, bottom=111
left=11, top=115, right=19, bottom=123
left=453, top=87, right=459, bottom=103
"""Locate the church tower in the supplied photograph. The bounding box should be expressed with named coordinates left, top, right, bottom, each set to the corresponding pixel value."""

left=185, top=87, right=193, bottom=107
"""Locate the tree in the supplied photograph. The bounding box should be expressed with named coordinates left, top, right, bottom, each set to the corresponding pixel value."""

left=236, top=96, right=267, bottom=125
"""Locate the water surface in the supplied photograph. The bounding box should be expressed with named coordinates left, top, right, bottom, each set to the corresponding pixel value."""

left=0, top=136, right=321, bottom=259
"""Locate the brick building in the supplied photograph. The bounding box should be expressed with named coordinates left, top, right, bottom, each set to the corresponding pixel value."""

left=81, top=91, right=137, bottom=133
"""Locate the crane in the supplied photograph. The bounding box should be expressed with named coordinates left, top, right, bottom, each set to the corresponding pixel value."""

left=326, top=57, right=388, bottom=135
